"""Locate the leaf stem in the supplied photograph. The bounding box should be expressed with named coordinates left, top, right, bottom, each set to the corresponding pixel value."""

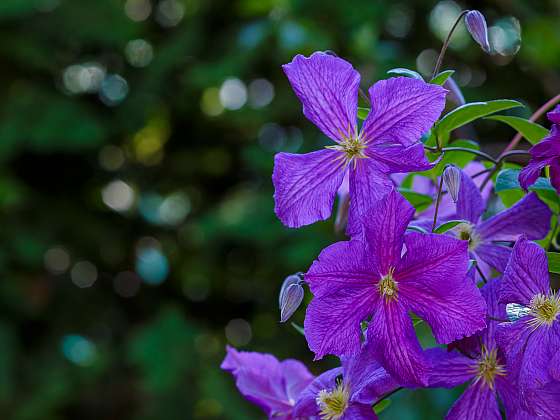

left=424, top=145, right=498, bottom=163
left=431, top=10, right=469, bottom=79
left=501, top=92, right=560, bottom=155
left=432, top=176, right=445, bottom=232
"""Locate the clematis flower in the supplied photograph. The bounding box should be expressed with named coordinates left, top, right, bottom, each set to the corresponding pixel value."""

left=428, top=278, right=534, bottom=419
left=519, top=105, right=560, bottom=193
left=440, top=168, right=550, bottom=277
left=303, top=190, right=486, bottom=386
left=221, top=346, right=314, bottom=419
left=293, top=344, right=398, bottom=420
left=273, top=52, right=447, bottom=233
left=496, top=238, right=560, bottom=416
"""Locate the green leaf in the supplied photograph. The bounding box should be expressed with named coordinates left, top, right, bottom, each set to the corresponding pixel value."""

left=291, top=322, right=305, bottom=336
left=387, top=68, right=424, bottom=80
left=374, top=398, right=392, bottom=415
left=547, top=252, right=560, bottom=274
left=407, top=225, right=428, bottom=234
left=486, top=115, right=549, bottom=144
left=430, top=70, right=455, bottom=85
left=436, top=100, right=523, bottom=146
left=398, top=188, right=433, bottom=212
left=357, top=107, right=370, bottom=120
left=434, top=219, right=468, bottom=234
left=495, top=168, right=560, bottom=211
left=424, top=139, right=480, bottom=179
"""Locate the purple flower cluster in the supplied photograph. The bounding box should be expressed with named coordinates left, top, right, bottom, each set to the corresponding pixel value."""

left=222, top=51, right=560, bottom=419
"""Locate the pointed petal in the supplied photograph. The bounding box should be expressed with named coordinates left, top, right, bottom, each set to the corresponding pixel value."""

left=359, top=189, right=414, bottom=273
left=342, top=404, right=378, bottom=419
left=495, top=376, right=534, bottom=420
left=304, top=286, right=378, bottom=359
left=499, top=237, right=550, bottom=306
left=525, top=382, right=560, bottom=419
left=397, top=233, right=486, bottom=343
left=477, top=192, right=551, bottom=241
left=346, top=159, right=394, bottom=236
left=426, top=347, right=476, bottom=388
left=550, top=161, right=560, bottom=193
left=446, top=381, right=501, bottom=420
left=519, top=156, right=552, bottom=190
left=361, top=77, right=447, bottom=146
left=366, top=301, right=430, bottom=387
left=456, top=168, right=485, bottom=223
left=474, top=242, right=511, bottom=274
left=293, top=367, right=342, bottom=418
left=282, top=52, right=360, bottom=142
left=273, top=149, right=345, bottom=228
left=365, top=142, right=434, bottom=173
left=479, top=278, right=508, bottom=348
left=281, top=359, right=316, bottom=402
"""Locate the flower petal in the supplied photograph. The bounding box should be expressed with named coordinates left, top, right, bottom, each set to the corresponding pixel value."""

left=342, top=404, right=378, bottom=419
left=273, top=149, right=345, bottom=228
left=346, top=159, right=394, bottom=236
left=549, top=160, right=560, bottom=193
left=361, top=77, right=447, bottom=146
left=456, top=168, right=485, bottom=224
left=525, top=381, right=560, bottom=419
left=476, top=192, right=551, bottom=242
left=499, top=237, right=550, bottom=306
left=293, top=367, right=342, bottom=418
left=519, top=156, right=552, bottom=190
left=366, top=301, right=430, bottom=387
left=305, top=286, right=378, bottom=359
left=365, top=142, right=434, bottom=173
left=397, top=233, right=486, bottom=343
left=282, top=52, right=360, bottom=142
left=446, top=381, right=501, bottom=420
left=495, top=376, right=534, bottom=420
left=426, top=347, right=476, bottom=388
left=474, top=242, right=511, bottom=274
left=359, top=189, right=414, bottom=273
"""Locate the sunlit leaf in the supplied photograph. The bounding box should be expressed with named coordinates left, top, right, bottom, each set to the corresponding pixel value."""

left=485, top=115, right=549, bottom=144
left=387, top=68, right=424, bottom=80
left=547, top=252, right=560, bottom=274
left=434, top=219, right=468, bottom=234
left=357, top=107, right=370, bottom=120
left=430, top=70, right=455, bottom=86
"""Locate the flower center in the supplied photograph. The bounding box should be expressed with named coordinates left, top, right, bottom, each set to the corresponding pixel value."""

left=326, top=132, right=367, bottom=167
left=316, top=381, right=350, bottom=420
left=455, top=222, right=480, bottom=251
left=527, top=292, right=560, bottom=329
left=378, top=268, right=398, bottom=301
left=471, top=346, right=506, bottom=390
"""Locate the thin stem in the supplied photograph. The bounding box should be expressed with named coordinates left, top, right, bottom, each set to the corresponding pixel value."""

left=472, top=168, right=492, bottom=179
left=547, top=216, right=559, bottom=250
left=443, top=147, right=498, bottom=163
left=359, top=88, right=371, bottom=106
left=432, top=176, right=445, bottom=232
left=375, top=386, right=404, bottom=406
left=479, top=163, right=500, bottom=191
left=475, top=264, right=488, bottom=284
left=431, top=10, right=469, bottom=79
left=501, top=92, right=560, bottom=155
left=499, top=150, right=531, bottom=161
left=488, top=315, right=509, bottom=322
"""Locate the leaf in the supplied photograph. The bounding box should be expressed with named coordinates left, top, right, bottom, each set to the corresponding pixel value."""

left=434, top=219, right=468, bottom=234
left=357, top=107, right=370, bottom=120
left=547, top=252, right=560, bottom=274
left=398, top=188, right=433, bottom=212
left=387, top=68, right=424, bottom=80
left=374, top=398, right=392, bottom=414
left=495, top=168, right=560, bottom=211
left=436, top=100, right=523, bottom=146
left=430, top=70, right=455, bottom=85
left=407, top=225, right=429, bottom=234
left=291, top=322, right=305, bottom=336
left=424, top=139, right=480, bottom=179
left=486, top=115, right=549, bottom=144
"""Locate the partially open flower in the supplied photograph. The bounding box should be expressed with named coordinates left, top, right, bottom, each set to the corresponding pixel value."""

left=279, top=273, right=304, bottom=322
left=465, top=10, right=491, bottom=53
left=443, top=164, right=461, bottom=203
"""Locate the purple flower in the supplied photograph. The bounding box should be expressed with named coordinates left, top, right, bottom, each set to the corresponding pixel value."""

left=446, top=169, right=550, bottom=277
left=294, top=345, right=398, bottom=419
left=465, top=10, right=491, bottom=53
left=273, top=52, right=447, bottom=233
left=221, top=346, right=314, bottom=419
left=303, top=190, right=486, bottom=386
left=428, top=278, right=534, bottom=419
left=519, top=105, right=560, bottom=193
left=496, top=238, right=560, bottom=415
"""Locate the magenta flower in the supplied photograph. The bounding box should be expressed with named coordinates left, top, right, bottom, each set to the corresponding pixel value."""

left=221, top=346, right=314, bottom=419
left=496, top=238, right=560, bottom=416
left=446, top=168, right=550, bottom=277
left=428, top=279, right=534, bottom=419
left=519, top=105, right=560, bottom=193
left=273, top=52, right=447, bottom=233
left=303, top=190, right=486, bottom=386
left=293, top=345, right=398, bottom=420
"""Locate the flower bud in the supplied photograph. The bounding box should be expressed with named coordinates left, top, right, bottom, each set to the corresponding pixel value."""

left=443, top=165, right=461, bottom=203
left=279, top=273, right=304, bottom=323
left=464, top=10, right=491, bottom=53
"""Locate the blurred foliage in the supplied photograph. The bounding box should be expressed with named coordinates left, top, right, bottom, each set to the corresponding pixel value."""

left=0, top=0, right=559, bottom=419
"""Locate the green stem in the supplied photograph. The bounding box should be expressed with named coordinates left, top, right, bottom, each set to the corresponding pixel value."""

left=431, top=10, right=469, bottom=79
left=431, top=176, right=445, bottom=232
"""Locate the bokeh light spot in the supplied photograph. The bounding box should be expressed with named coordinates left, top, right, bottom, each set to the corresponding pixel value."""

left=113, top=271, right=141, bottom=298
left=61, top=335, right=97, bottom=366
left=225, top=318, right=252, bottom=346
left=124, top=0, right=152, bottom=22
left=125, top=39, right=154, bottom=68
left=70, top=261, right=98, bottom=288
left=44, top=246, right=70, bottom=274
left=219, top=78, right=247, bottom=111
left=102, top=180, right=135, bottom=212
left=248, top=78, right=274, bottom=108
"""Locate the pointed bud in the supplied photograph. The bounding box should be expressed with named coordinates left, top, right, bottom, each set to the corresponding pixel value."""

left=465, top=10, right=491, bottom=53
left=443, top=165, right=461, bottom=203
left=279, top=273, right=304, bottom=322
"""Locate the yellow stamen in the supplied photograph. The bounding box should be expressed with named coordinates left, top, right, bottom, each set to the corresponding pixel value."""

left=325, top=125, right=367, bottom=168
left=455, top=222, right=480, bottom=251
left=527, top=292, right=560, bottom=330
left=316, top=380, right=350, bottom=420
left=470, top=346, right=506, bottom=390
left=378, top=267, right=398, bottom=301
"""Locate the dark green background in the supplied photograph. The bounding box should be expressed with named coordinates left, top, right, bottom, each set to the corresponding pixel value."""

left=0, top=0, right=558, bottom=418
